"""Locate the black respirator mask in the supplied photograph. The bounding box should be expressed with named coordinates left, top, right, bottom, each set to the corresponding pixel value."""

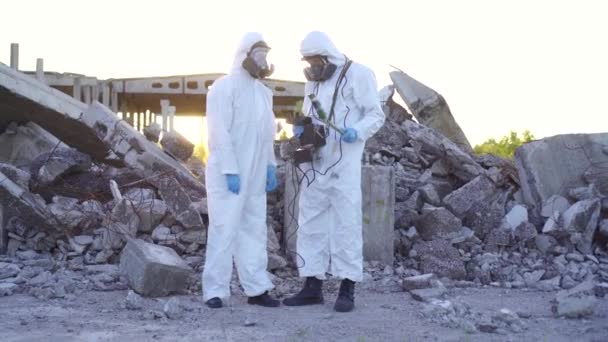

left=242, top=41, right=275, bottom=79
left=303, top=56, right=337, bottom=82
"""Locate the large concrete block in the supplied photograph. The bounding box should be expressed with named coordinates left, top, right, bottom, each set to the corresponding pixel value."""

left=283, top=165, right=395, bottom=265
left=443, top=175, right=498, bottom=218
left=390, top=71, right=472, bottom=151
left=515, top=133, right=608, bottom=210
left=119, top=239, right=193, bottom=297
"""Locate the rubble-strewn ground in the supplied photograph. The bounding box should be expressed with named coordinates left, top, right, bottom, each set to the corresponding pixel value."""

left=3, top=65, right=608, bottom=341
left=1, top=286, right=607, bottom=342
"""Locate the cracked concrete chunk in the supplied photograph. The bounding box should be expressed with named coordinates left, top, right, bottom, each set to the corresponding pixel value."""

left=562, top=199, right=601, bottom=254
left=132, top=199, right=168, bottom=233
left=515, top=133, right=608, bottom=210
left=30, top=147, right=91, bottom=185
left=401, top=120, right=481, bottom=181
left=0, top=163, right=30, bottom=190
left=443, top=175, right=498, bottom=218
left=160, top=131, right=194, bottom=161
left=390, top=71, right=472, bottom=151
left=119, top=239, right=192, bottom=297
left=413, top=240, right=466, bottom=279
left=154, top=176, right=203, bottom=230
left=415, top=207, right=462, bottom=241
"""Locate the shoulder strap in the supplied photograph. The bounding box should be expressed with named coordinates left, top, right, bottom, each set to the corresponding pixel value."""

left=328, top=59, right=353, bottom=123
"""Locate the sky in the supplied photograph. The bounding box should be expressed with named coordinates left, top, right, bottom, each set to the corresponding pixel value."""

left=1, top=0, right=606, bottom=145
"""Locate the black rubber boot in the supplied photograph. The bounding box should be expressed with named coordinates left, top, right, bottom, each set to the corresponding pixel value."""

left=282, top=277, right=324, bottom=306
left=205, top=297, right=223, bottom=309
left=247, top=291, right=280, bottom=307
left=333, top=279, right=355, bottom=312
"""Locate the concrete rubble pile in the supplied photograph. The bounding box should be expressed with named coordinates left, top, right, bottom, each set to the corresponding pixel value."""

left=353, top=71, right=608, bottom=322
left=1, top=63, right=607, bottom=323
left=0, top=62, right=290, bottom=299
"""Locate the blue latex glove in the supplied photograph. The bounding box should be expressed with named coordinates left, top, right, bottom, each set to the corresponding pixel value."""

left=293, top=125, right=304, bottom=138
left=225, top=174, right=240, bottom=194
left=266, top=165, right=278, bottom=192
left=341, top=128, right=358, bottom=143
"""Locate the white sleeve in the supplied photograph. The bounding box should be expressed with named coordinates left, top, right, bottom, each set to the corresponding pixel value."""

left=350, top=67, right=386, bottom=141
left=206, top=81, right=239, bottom=174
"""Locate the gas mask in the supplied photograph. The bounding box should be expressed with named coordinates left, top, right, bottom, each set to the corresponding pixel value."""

left=302, top=55, right=337, bottom=82
left=242, top=41, right=275, bottom=79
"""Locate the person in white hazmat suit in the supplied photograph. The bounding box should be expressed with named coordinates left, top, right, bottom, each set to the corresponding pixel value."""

left=202, top=32, right=280, bottom=309
left=283, top=31, right=385, bottom=312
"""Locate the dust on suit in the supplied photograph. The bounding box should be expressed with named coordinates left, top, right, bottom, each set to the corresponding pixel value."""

left=296, top=31, right=385, bottom=282
left=202, top=32, right=277, bottom=301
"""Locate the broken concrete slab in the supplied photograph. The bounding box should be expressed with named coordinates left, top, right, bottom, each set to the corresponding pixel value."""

left=48, top=196, right=86, bottom=230
left=0, top=122, right=64, bottom=166
left=541, top=195, right=570, bottom=218
left=160, top=130, right=194, bottom=162
left=553, top=296, right=597, bottom=319
left=0, top=262, right=20, bottom=280
left=154, top=176, right=202, bottom=231
left=402, top=273, right=437, bottom=291
left=107, top=198, right=140, bottom=240
left=418, top=184, right=442, bottom=206
left=415, top=207, right=462, bottom=241
left=515, top=133, right=608, bottom=210
left=124, top=188, right=156, bottom=202
left=132, top=199, right=168, bottom=233
left=463, top=193, right=506, bottom=240
left=119, top=239, right=193, bottom=297
left=561, top=199, right=601, bottom=254
left=378, top=85, right=412, bottom=123
left=0, top=64, right=205, bottom=229
left=505, top=205, right=528, bottom=231
left=390, top=70, right=472, bottom=151
left=30, top=147, right=91, bottom=185
left=0, top=170, right=60, bottom=253
left=410, top=287, right=447, bottom=302
left=402, top=120, right=482, bottom=181
left=143, top=123, right=161, bottom=143
left=413, top=240, right=466, bottom=279
left=569, top=184, right=601, bottom=202
left=443, top=175, right=498, bottom=218
left=0, top=164, right=30, bottom=190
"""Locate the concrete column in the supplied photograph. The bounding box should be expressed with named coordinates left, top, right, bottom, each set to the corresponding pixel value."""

left=73, top=77, right=82, bottom=102
left=111, top=89, right=118, bottom=112
left=10, top=43, right=19, bottom=70
left=36, top=58, right=45, bottom=83
left=361, top=165, right=395, bottom=265
left=160, top=99, right=170, bottom=132
left=83, top=86, right=92, bottom=104
left=102, top=82, right=110, bottom=107
left=168, top=106, right=176, bottom=132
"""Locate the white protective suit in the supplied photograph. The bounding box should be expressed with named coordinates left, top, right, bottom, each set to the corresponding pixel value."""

left=202, top=32, right=277, bottom=301
left=296, top=31, right=385, bottom=282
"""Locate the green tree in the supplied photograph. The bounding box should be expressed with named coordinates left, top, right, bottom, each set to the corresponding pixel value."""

left=474, top=130, right=535, bottom=159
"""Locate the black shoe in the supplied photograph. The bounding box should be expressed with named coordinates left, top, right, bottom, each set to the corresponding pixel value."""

left=334, top=279, right=355, bottom=312
left=205, top=297, right=223, bottom=309
left=247, top=291, right=280, bottom=307
left=283, top=277, right=324, bottom=306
